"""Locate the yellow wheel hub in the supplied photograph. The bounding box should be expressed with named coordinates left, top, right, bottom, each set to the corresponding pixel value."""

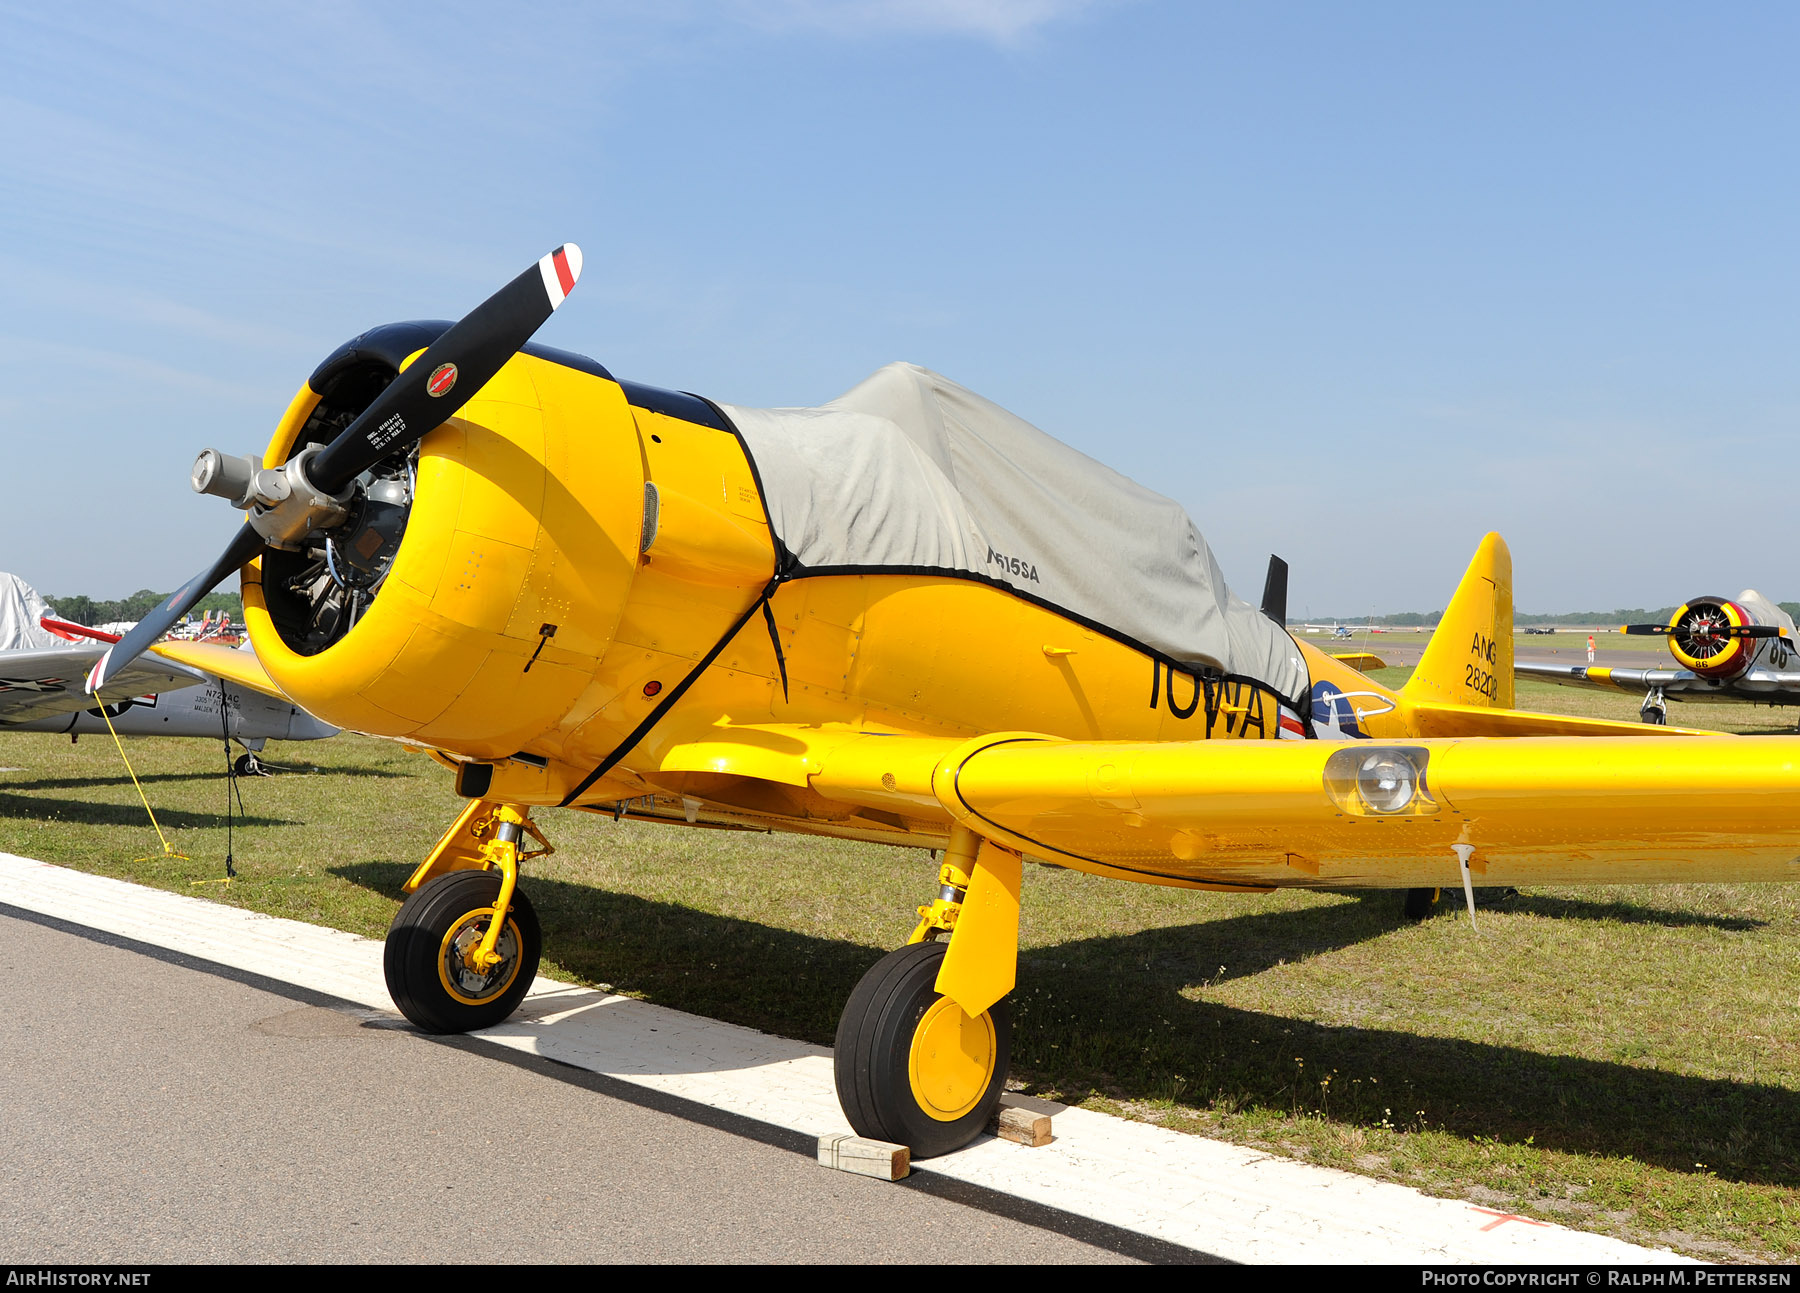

left=908, top=997, right=996, bottom=1122
left=437, top=907, right=522, bottom=1007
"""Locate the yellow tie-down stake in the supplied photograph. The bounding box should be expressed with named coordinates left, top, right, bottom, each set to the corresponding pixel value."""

left=908, top=824, right=1022, bottom=1018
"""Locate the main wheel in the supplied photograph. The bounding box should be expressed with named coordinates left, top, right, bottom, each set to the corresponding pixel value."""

left=834, top=941, right=1011, bottom=1159
left=384, top=870, right=541, bottom=1034
left=1640, top=708, right=1667, bottom=726
left=1403, top=887, right=1440, bottom=920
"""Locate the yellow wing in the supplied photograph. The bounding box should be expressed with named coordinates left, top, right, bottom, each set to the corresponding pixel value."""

left=803, top=731, right=1800, bottom=892
left=149, top=641, right=291, bottom=702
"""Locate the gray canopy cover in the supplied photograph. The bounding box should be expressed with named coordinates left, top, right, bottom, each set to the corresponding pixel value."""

left=0, top=573, right=68, bottom=651
left=720, top=364, right=1309, bottom=703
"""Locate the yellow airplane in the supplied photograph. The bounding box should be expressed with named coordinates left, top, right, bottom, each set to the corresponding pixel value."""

left=94, top=246, right=1800, bottom=1159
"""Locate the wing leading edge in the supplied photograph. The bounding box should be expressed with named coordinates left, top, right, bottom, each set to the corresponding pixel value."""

left=148, top=641, right=291, bottom=703
left=798, top=730, right=1800, bottom=892
left=1516, top=660, right=1800, bottom=704
left=0, top=645, right=205, bottom=724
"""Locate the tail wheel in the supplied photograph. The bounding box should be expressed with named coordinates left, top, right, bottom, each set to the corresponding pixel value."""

left=834, top=941, right=1011, bottom=1159
left=385, top=870, right=541, bottom=1034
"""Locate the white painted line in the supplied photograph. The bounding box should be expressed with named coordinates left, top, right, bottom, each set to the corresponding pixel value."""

left=0, top=851, right=1689, bottom=1265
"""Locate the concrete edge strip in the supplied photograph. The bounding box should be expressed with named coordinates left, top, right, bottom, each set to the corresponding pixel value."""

left=0, top=852, right=1689, bottom=1265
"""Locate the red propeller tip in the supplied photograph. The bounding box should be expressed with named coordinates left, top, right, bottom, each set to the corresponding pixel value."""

left=539, top=244, right=583, bottom=308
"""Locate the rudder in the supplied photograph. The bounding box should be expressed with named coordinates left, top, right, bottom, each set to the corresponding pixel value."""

left=1403, top=532, right=1513, bottom=710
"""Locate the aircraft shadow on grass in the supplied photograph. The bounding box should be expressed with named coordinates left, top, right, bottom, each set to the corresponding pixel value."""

left=0, top=771, right=223, bottom=792
left=332, top=864, right=1797, bottom=1187
left=0, top=791, right=294, bottom=831
left=0, top=766, right=404, bottom=794
left=1502, top=892, right=1766, bottom=931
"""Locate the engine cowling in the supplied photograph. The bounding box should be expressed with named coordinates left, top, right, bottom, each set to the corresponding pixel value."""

left=241, top=324, right=646, bottom=760
left=1665, top=596, right=1757, bottom=679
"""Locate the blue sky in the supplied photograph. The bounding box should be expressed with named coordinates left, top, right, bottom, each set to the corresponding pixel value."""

left=4, top=1, right=1798, bottom=616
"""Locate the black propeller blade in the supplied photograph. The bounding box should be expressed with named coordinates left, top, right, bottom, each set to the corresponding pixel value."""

left=1621, top=623, right=1782, bottom=638
left=87, top=243, right=583, bottom=694
left=85, top=526, right=264, bottom=694
left=310, top=245, right=583, bottom=493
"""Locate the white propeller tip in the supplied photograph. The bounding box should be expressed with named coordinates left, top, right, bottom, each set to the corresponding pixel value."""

left=539, top=244, right=583, bottom=309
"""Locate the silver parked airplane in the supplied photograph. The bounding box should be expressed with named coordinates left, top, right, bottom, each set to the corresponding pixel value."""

left=0, top=573, right=336, bottom=771
left=1514, top=589, right=1800, bottom=725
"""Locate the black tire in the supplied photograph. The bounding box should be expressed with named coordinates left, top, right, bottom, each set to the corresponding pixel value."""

left=1402, top=887, right=1440, bottom=921
left=833, top=941, right=1011, bottom=1159
left=384, top=870, right=541, bottom=1034
left=1641, top=708, right=1667, bottom=726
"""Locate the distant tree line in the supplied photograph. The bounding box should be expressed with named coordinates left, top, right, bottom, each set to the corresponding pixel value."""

left=45, top=589, right=243, bottom=627
left=1293, top=604, right=1800, bottom=627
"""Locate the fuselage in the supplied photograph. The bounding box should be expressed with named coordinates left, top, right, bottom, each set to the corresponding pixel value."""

left=9, top=675, right=338, bottom=744
left=244, top=332, right=1380, bottom=848
left=233, top=326, right=1800, bottom=896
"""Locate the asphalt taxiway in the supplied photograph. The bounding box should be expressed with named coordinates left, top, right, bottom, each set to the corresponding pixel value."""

left=1, top=854, right=1689, bottom=1265
left=1311, top=636, right=1654, bottom=671
left=0, top=908, right=1143, bottom=1264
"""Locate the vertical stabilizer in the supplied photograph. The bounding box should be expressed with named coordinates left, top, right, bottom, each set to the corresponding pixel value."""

left=1260, top=554, right=1288, bottom=625
left=1402, top=533, right=1514, bottom=710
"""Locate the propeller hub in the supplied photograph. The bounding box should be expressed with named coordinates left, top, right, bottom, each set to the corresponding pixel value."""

left=194, top=444, right=354, bottom=551
left=90, top=241, right=582, bottom=691
left=1667, top=597, right=1757, bottom=679
left=192, top=449, right=262, bottom=508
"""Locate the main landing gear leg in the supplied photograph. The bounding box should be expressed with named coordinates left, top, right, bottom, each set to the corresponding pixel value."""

left=1640, top=688, right=1668, bottom=726
left=384, top=801, right=554, bottom=1033
left=834, top=826, right=1020, bottom=1159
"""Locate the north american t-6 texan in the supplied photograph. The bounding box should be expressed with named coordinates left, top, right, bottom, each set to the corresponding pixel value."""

left=94, top=245, right=1800, bottom=1158
left=1518, top=593, right=1800, bottom=726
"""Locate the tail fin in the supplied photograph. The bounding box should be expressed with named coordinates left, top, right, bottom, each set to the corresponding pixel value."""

left=1403, top=532, right=1514, bottom=710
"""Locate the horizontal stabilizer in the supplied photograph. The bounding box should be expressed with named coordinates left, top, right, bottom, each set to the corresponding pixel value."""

left=1402, top=697, right=1716, bottom=738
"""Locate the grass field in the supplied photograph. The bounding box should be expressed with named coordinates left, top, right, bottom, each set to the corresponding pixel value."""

left=2, top=667, right=1797, bottom=1260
